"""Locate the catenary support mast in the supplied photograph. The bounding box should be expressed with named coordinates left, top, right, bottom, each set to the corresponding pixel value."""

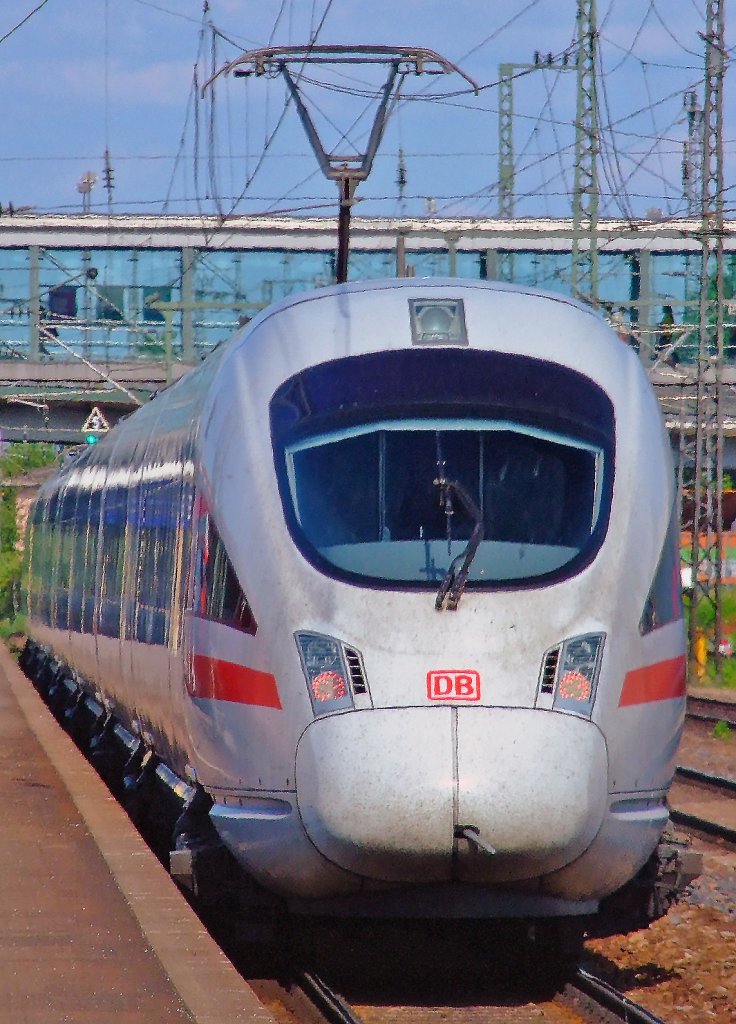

left=571, top=0, right=599, bottom=304
left=497, top=55, right=573, bottom=281
left=688, top=0, right=727, bottom=673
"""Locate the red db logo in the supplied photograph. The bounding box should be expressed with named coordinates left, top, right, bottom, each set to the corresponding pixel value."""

left=427, top=670, right=481, bottom=702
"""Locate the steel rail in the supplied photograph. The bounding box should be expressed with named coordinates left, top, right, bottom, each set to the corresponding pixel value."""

left=671, top=766, right=736, bottom=844
left=570, top=968, right=668, bottom=1023
left=685, top=695, right=736, bottom=726
left=670, top=808, right=736, bottom=845
left=671, top=765, right=736, bottom=843
left=676, top=764, right=736, bottom=794
left=295, top=972, right=366, bottom=1024
left=297, top=967, right=672, bottom=1024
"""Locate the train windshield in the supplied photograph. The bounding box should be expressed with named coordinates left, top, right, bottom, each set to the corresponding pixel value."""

left=270, top=349, right=614, bottom=590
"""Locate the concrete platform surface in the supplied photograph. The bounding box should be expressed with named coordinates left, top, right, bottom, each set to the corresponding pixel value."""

left=0, top=642, right=275, bottom=1024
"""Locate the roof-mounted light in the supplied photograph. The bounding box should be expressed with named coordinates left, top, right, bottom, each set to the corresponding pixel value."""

left=409, top=298, right=467, bottom=346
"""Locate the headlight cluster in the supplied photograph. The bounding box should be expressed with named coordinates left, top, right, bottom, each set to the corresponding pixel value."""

left=540, top=633, right=605, bottom=717
left=295, top=631, right=358, bottom=717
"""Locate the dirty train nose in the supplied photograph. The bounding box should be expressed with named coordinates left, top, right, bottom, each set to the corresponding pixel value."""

left=295, top=706, right=608, bottom=884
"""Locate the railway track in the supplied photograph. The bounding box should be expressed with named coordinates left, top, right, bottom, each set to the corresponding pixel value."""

left=686, top=694, right=736, bottom=727
left=670, top=765, right=736, bottom=845
left=565, top=969, right=670, bottom=1023
left=247, top=966, right=671, bottom=1024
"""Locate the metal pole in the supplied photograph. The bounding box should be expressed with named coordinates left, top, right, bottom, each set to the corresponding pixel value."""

left=336, top=176, right=354, bottom=284
left=28, top=245, right=40, bottom=361
left=396, top=233, right=407, bottom=278
left=676, top=384, right=687, bottom=531
left=498, top=64, right=514, bottom=219
left=688, top=0, right=726, bottom=675
left=181, top=247, right=196, bottom=362
left=447, top=235, right=458, bottom=278
left=711, top=0, right=726, bottom=668
left=571, top=0, right=599, bottom=303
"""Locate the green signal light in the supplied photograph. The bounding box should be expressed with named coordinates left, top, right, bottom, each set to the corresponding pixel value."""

left=85, top=434, right=99, bottom=445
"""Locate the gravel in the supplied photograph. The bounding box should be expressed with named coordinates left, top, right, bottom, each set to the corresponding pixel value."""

left=583, top=713, right=736, bottom=1023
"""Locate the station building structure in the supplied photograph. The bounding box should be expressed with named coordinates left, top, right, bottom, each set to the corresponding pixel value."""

left=2, top=211, right=736, bottom=577
left=0, top=212, right=730, bottom=365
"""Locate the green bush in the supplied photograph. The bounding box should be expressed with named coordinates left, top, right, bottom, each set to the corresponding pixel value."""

left=721, top=657, right=736, bottom=689
left=0, top=442, right=58, bottom=634
left=695, top=591, right=736, bottom=629
left=0, top=442, right=57, bottom=477
left=0, top=612, right=25, bottom=640
left=0, top=549, right=22, bottom=619
left=713, top=719, right=733, bottom=741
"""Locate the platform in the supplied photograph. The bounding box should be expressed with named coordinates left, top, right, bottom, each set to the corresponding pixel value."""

left=0, top=642, right=275, bottom=1024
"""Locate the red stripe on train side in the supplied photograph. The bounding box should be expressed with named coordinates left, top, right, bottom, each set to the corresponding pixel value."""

left=190, top=654, right=282, bottom=709
left=618, top=655, right=687, bottom=707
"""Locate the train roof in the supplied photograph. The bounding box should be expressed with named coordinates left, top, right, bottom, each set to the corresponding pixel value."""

left=228, top=276, right=637, bottom=400
left=241, top=276, right=606, bottom=333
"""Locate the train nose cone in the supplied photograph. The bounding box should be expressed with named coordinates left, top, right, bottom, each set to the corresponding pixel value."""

left=454, top=707, right=608, bottom=882
left=296, top=708, right=455, bottom=882
left=295, top=707, right=608, bottom=884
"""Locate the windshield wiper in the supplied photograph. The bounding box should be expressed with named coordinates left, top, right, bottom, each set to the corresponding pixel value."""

left=433, top=477, right=484, bottom=611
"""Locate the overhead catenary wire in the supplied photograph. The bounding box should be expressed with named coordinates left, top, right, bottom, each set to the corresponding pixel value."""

left=650, top=0, right=703, bottom=58
left=10, top=1, right=711, bottom=225
left=0, top=0, right=53, bottom=47
left=253, top=60, right=413, bottom=225
left=130, top=0, right=207, bottom=27
left=602, top=0, right=658, bottom=76
left=2, top=1, right=717, bottom=230
left=435, top=61, right=706, bottom=221
left=595, top=45, right=638, bottom=222
left=641, top=61, right=675, bottom=213
left=195, top=37, right=706, bottom=225
left=196, top=0, right=337, bottom=236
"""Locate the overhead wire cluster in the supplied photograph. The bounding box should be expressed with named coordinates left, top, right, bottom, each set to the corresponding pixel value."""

left=254, top=5, right=705, bottom=227
left=0, top=0, right=727, bottom=229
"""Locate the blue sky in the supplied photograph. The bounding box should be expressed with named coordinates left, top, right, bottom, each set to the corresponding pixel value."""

left=0, top=1, right=721, bottom=220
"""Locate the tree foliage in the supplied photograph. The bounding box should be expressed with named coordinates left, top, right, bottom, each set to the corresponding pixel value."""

left=0, top=443, right=59, bottom=624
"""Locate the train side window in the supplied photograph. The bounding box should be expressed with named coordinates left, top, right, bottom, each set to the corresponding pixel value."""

left=27, top=496, right=49, bottom=624
left=82, top=489, right=102, bottom=634
left=639, top=509, right=683, bottom=635
left=135, top=475, right=178, bottom=646
left=54, top=483, right=78, bottom=631
left=98, top=486, right=127, bottom=639
left=67, top=486, right=84, bottom=632
left=196, top=510, right=256, bottom=634
left=69, top=487, right=93, bottom=634
left=47, top=489, right=65, bottom=630
left=169, top=448, right=196, bottom=652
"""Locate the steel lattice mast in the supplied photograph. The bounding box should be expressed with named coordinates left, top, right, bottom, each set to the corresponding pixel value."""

left=683, top=90, right=705, bottom=218
left=498, top=64, right=516, bottom=223
left=571, top=0, right=599, bottom=304
left=688, top=0, right=727, bottom=672
left=497, top=56, right=573, bottom=281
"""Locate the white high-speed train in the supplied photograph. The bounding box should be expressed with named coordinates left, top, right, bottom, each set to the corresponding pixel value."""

left=24, top=278, right=697, bottom=938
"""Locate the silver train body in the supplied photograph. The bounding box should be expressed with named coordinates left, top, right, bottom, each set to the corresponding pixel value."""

left=26, top=279, right=688, bottom=922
